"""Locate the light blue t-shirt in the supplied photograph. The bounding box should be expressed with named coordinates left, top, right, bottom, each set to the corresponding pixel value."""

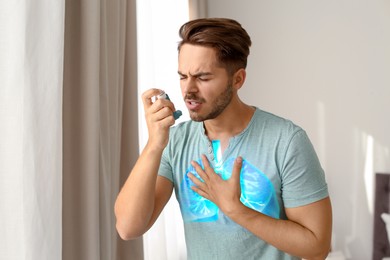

left=158, top=107, right=328, bottom=260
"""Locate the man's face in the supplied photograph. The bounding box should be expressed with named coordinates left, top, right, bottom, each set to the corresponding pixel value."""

left=178, top=44, right=233, bottom=122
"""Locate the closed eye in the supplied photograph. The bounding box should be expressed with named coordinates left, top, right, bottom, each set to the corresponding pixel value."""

left=194, top=72, right=213, bottom=82
left=178, top=71, right=213, bottom=81
left=178, top=72, right=187, bottom=80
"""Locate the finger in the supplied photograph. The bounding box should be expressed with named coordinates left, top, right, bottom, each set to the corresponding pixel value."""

left=157, top=92, right=176, bottom=111
left=190, top=185, right=210, bottom=200
left=200, top=154, right=213, bottom=173
left=155, top=113, right=176, bottom=128
left=142, top=88, right=163, bottom=110
left=151, top=98, right=176, bottom=115
left=187, top=172, right=205, bottom=187
left=231, top=156, right=243, bottom=182
left=200, top=154, right=221, bottom=181
left=191, top=160, right=209, bottom=182
left=152, top=106, right=175, bottom=121
left=142, top=88, right=175, bottom=113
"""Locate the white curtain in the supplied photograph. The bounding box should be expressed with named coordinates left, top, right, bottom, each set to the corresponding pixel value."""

left=0, top=1, right=64, bottom=260
left=136, top=1, right=210, bottom=258
left=136, top=0, right=195, bottom=259
left=0, top=1, right=142, bottom=259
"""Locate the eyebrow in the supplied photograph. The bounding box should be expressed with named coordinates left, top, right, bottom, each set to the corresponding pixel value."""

left=177, top=71, right=213, bottom=77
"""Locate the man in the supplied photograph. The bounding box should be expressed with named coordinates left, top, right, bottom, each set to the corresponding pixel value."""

left=115, top=18, right=332, bottom=259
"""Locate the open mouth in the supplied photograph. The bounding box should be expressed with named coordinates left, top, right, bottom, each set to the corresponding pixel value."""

left=186, top=100, right=202, bottom=110
left=188, top=101, right=200, bottom=105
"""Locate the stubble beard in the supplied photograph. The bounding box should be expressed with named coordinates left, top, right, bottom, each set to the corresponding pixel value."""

left=189, top=81, right=233, bottom=122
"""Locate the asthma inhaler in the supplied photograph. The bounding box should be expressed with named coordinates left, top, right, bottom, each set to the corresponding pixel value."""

left=157, top=91, right=182, bottom=120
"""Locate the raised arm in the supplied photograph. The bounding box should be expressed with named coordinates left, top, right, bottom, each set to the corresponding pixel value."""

left=114, top=88, right=176, bottom=240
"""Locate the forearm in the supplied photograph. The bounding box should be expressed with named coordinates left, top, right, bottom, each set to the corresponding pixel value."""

left=115, top=88, right=176, bottom=239
left=225, top=201, right=331, bottom=259
left=189, top=156, right=332, bottom=258
left=114, top=143, right=164, bottom=239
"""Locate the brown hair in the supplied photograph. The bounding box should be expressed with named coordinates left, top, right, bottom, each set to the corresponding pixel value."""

left=178, top=18, right=252, bottom=75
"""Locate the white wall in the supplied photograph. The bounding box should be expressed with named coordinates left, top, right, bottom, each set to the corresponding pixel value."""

left=208, top=1, right=390, bottom=259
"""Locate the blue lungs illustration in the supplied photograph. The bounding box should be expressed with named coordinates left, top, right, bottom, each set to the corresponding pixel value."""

left=179, top=141, right=280, bottom=222
left=180, top=158, right=219, bottom=222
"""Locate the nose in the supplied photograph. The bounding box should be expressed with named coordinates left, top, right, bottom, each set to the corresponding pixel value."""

left=181, top=77, right=198, bottom=95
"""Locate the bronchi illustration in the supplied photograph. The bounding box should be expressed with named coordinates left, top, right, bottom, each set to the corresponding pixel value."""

left=179, top=140, right=280, bottom=223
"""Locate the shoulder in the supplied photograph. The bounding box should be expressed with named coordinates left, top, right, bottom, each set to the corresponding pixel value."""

left=251, top=107, right=303, bottom=138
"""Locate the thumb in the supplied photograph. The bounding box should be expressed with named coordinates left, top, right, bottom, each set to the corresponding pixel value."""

left=231, top=156, right=243, bottom=182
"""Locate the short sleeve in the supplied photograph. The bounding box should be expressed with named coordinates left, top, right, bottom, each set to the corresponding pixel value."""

left=281, top=130, right=328, bottom=208
left=158, top=145, right=174, bottom=183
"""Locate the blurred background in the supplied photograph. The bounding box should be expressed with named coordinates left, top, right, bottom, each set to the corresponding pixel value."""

left=1, top=0, right=389, bottom=259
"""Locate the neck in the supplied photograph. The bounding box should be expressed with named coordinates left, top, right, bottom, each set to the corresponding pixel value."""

left=204, top=96, right=255, bottom=141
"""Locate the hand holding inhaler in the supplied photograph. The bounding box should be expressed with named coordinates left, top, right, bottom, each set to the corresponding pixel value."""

left=157, top=91, right=182, bottom=120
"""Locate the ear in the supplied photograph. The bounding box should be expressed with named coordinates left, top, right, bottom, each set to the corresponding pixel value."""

left=232, top=68, right=246, bottom=90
